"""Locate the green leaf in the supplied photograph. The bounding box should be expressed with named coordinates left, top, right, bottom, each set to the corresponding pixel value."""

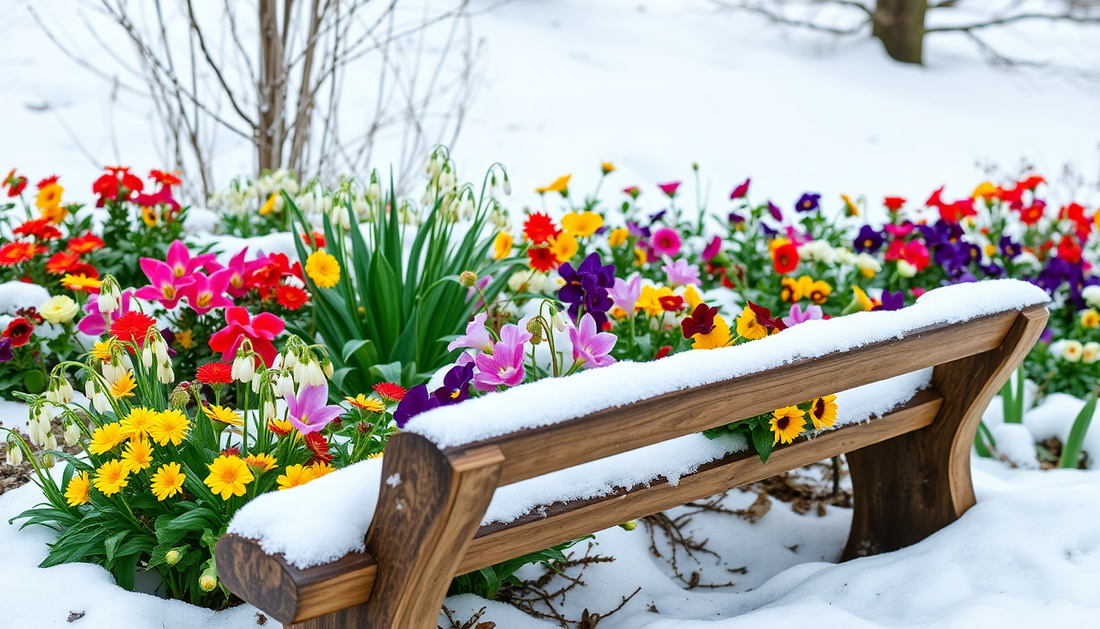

left=342, top=339, right=373, bottom=363
left=104, top=530, right=127, bottom=563
left=369, top=361, right=405, bottom=385
left=1061, top=390, right=1097, bottom=469
left=752, top=424, right=775, bottom=464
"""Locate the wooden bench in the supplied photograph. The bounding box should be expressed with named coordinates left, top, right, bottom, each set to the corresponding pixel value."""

left=216, top=303, right=1047, bottom=628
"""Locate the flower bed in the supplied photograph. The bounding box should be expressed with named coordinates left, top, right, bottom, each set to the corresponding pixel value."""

left=0, top=154, right=1094, bottom=612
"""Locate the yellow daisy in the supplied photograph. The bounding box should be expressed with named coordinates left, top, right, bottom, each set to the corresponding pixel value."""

left=770, top=406, right=807, bottom=445
left=492, top=232, right=513, bottom=260
left=203, top=405, right=243, bottom=427
left=305, top=250, right=340, bottom=288
left=121, top=438, right=154, bottom=474
left=345, top=394, right=384, bottom=413
left=65, top=471, right=91, bottom=507
left=88, top=422, right=126, bottom=455
left=93, top=459, right=130, bottom=496
left=150, top=462, right=186, bottom=501
left=203, top=456, right=254, bottom=500
left=109, top=371, right=137, bottom=399
left=561, top=211, right=603, bottom=237
left=243, top=453, right=278, bottom=472
left=549, top=232, right=578, bottom=263
left=148, top=410, right=190, bottom=446
left=309, top=462, right=335, bottom=478
left=120, top=407, right=158, bottom=439
left=276, top=464, right=316, bottom=490
left=90, top=339, right=115, bottom=362
left=61, top=274, right=103, bottom=293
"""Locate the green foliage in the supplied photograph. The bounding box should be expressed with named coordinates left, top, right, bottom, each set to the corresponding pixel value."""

left=1060, top=389, right=1097, bottom=469
left=448, top=536, right=592, bottom=599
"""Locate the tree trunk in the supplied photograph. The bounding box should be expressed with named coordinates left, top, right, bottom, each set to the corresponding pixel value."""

left=873, top=0, right=928, bottom=65
left=258, top=0, right=286, bottom=174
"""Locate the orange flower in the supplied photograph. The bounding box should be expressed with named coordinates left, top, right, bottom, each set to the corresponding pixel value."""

left=0, top=241, right=38, bottom=266
left=68, top=232, right=105, bottom=254
left=46, top=251, right=81, bottom=275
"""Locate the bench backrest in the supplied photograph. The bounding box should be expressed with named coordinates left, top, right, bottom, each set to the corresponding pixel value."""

left=217, top=299, right=1048, bottom=628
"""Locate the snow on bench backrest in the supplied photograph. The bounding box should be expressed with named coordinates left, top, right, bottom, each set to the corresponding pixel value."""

left=228, top=279, right=1047, bottom=570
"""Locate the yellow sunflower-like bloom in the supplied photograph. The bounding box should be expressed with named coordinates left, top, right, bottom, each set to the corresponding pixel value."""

left=203, top=405, right=243, bottom=427
left=90, top=339, right=115, bottom=363
left=65, top=471, right=91, bottom=507
left=120, top=407, right=158, bottom=439
left=121, top=438, right=154, bottom=474
left=89, top=422, right=126, bottom=455
left=549, top=232, right=578, bottom=263
left=1081, top=309, right=1100, bottom=329
left=305, top=250, right=340, bottom=288
left=277, top=464, right=317, bottom=490
left=36, top=183, right=63, bottom=212
left=204, top=456, right=254, bottom=500
left=346, top=394, right=385, bottom=413
left=148, top=410, right=190, bottom=446
left=309, top=462, right=335, bottom=478
left=770, top=406, right=806, bottom=445
left=809, top=395, right=839, bottom=430
left=109, top=371, right=136, bottom=399
left=243, top=453, right=278, bottom=472
left=150, top=462, right=186, bottom=501
left=561, top=212, right=603, bottom=238
left=93, top=459, right=131, bottom=496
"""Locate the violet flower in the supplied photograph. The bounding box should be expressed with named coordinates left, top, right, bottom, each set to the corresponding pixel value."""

left=557, top=253, right=615, bottom=328
left=472, top=324, right=531, bottom=391
left=782, top=303, right=825, bottom=328
left=767, top=201, right=783, bottom=222
left=286, top=382, right=346, bottom=435
left=394, top=385, right=440, bottom=428
left=796, top=193, right=821, bottom=213
left=0, top=337, right=12, bottom=363
left=873, top=291, right=905, bottom=311
left=448, top=312, right=496, bottom=354
left=662, top=258, right=701, bottom=287
left=701, top=236, right=722, bottom=261
left=432, top=362, right=476, bottom=403
left=853, top=225, right=884, bottom=254
left=569, top=314, right=617, bottom=369
left=609, top=275, right=642, bottom=314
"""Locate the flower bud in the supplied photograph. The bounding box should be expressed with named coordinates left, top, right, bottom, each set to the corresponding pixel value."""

left=41, top=452, right=55, bottom=469
left=45, top=433, right=58, bottom=451
left=142, top=345, right=154, bottom=369
left=526, top=318, right=544, bottom=344
left=233, top=354, right=256, bottom=384
left=322, top=359, right=334, bottom=378
left=368, top=183, right=381, bottom=202
left=165, top=549, right=182, bottom=565
left=5, top=442, right=22, bottom=466
left=169, top=381, right=192, bottom=408
left=619, top=520, right=637, bottom=531
left=158, top=361, right=174, bottom=385
left=58, top=379, right=73, bottom=404
left=503, top=177, right=512, bottom=196
left=459, top=271, right=478, bottom=288
left=199, top=573, right=217, bottom=592
left=64, top=422, right=81, bottom=446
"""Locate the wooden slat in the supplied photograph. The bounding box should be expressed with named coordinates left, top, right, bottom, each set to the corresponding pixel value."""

left=456, top=389, right=943, bottom=573
left=457, top=309, right=1018, bottom=486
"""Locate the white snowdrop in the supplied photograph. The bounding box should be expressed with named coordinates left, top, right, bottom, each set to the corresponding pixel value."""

left=5, top=442, right=22, bottom=466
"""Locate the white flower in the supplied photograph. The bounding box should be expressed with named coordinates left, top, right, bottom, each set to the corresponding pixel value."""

left=157, top=361, right=174, bottom=384
left=896, top=260, right=918, bottom=278
left=5, top=442, right=22, bottom=466
left=1083, top=285, right=1100, bottom=309
left=1062, top=340, right=1084, bottom=362
left=797, top=240, right=835, bottom=264
left=98, top=285, right=122, bottom=316
left=275, top=373, right=295, bottom=398
left=368, top=183, right=381, bottom=202
left=232, top=354, right=256, bottom=383
left=854, top=253, right=882, bottom=275
left=39, top=295, right=79, bottom=324
left=1084, top=342, right=1100, bottom=364
left=64, top=422, right=81, bottom=446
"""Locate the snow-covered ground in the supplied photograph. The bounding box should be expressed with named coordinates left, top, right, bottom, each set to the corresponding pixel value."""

left=3, top=459, right=1098, bottom=628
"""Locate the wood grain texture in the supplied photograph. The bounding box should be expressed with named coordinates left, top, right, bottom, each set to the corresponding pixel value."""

left=291, top=433, right=503, bottom=629
left=461, top=309, right=1021, bottom=486
left=843, top=305, right=1048, bottom=560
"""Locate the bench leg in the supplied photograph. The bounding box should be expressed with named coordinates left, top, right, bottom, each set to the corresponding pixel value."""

left=291, top=433, right=503, bottom=629
left=842, top=306, right=1047, bottom=560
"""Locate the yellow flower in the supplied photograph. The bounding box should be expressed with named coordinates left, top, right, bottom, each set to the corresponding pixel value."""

left=42, top=203, right=67, bottom=224
left=608, top=227, right=629, bottom=248
left=204, top=405, right=243, bottom=427
left=120, top=407, right=158, bottom=439
left=269, top=418, right=293, bottom=435
left=683, top=285, right=703, bottom=311
left=243, top=452, right=278, bottom=472
left=736, top=305, right=768, bottom=340
left=150, top=462, right=185, bottom=501
left=259, top=194, right=277, bottom=216
left=40, top=295, right=79, bottom=324
left=309, top=462, right=335, bottom=478
left=841, top=194, right=859, bottom=217
left=93, top=459, right=131, bottom=496
left=346, top=394, right=384, bottom=413
left=636, top=285, right=674, bottom=316
left=141, top=206, right=159, bottom=227
left=984, top=243, right=996, bottom=257
left=65, top=472, right=91, bottom=507
left=972, top=181, right=998, bottom=199
left=493, top=232, right=513, bottom=260
left=305, top=250, right=340, bottom=288
left=561, top=212, right=603, bottom=237
left=601, top=162, right=615, bottom=174
left=809, top=395, right=839, bottom=430
left=90, top=339, right=115, bottom=362
left=806, top=279, right=831, bottom=304
left=148, top=410, right=190, bottom=446
left=277, top=464, right=317, bottom=490
left=549, top=232, right=578, bottom=263
left=121, top=438, right=154, bottom=473
left=633, top=247, right=647, bottom=266
left=770, top=406, right=806, bottom=445
left=535, top=174, right=571, bottom=195
left=176, top=330, right=194, bottom=350
left=780, top=276, right=809, bottom=302
left=852, top=286, right=873, bottom=312
left=203, top=456, right=254, bottom=500
left=1081, top=309, right=1100, bottom=329
left=61, top=274, right=103, bottom=292
left=692, top=315, right=732, bottom=350
left=89, top=422, right=126, bottom=455
left=110, top=371, right=136, bottom=399
left=36, top=183, right=63, bottom=212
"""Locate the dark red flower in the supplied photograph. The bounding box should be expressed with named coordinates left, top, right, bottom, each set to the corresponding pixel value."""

left=681, top=304, right=718, bottom=339
left=221, top=447, right=241, bottom=457
left=747, top=301, right=787, bottom=333
left=275, top=284, right=309, bottom=310
left=196, top=362, right=234, bottom=385
left=3, top=170, right=26, bottom=197
left=523, top=212, right=559, bottom=245
left=110, top=311, right=158, bottom=344
left=3, top=317, right=34, bottom=347
left=527, top=247, right=558, bottom=272
left=659, top=295, right=685, bottom=312
left=373, top=382, right=407, bottom=401
left=304, top=431, right=334, bottom=465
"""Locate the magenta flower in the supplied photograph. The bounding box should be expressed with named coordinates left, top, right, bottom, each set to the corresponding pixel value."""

left=208, top=307, right=286, bottom=366
left=165, top=240, right=217, bottom=279
left=448, top=312, right=495, bottom=353
left=730, top=178, right=750, bottom=199
left=134, top=259, right=192, bottom=309
left=286, top=382, right=345, bottom=434
left=702, top=236, right=722, bottom=261
left=662, top=258, right=701, bottom=287
left=782, top=303, right=825, bottom=328
left=78, top=289, right=135, bottom=336
left=212, top=248, right=265, bottom=298
left=609, top=275, right=642, bottom=314
left=569, top=314, right=617, bottom=369
left=181, top=269, right=235, bottom=315
left=650, top=227, right=682, bottom=258
left=473, top=323, right=531, bottom=391
left=657, top=181, right=681, bottom=198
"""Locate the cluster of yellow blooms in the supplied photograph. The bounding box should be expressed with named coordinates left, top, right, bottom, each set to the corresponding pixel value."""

left=770, top=395, right=839, bottom=445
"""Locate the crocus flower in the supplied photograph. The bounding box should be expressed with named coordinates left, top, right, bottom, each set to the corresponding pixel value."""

left=569, top=314, right=616, bottom=369
left=558, top=252, right=615, bottom=327
left=650, top=227, right=682, bottom=258
left=473, top=332, right=527, bottom=391
left=181, top=270, right=235, bottom=315
left=393, top=385, right=440, bottom=428
left=609, top=275, right=642, bottom=314
left=782, top=303, right=824, bottom=328
left=658, top=181, right=681, bottom=197
left=286, top=382, right=345, bottom=435
left=448, top=312, right=495, bottom=353
left=730, top=178, right=750, bottom=199
left=134, top=259, right=192, bottom=309
left=208, top=307, right=286, bottom=366
left=433, top=362, right=477, bottom=402
left=215, top=248, right=265, bottom=298
left=795, top=193, right=821, bottom=213
left=853, top=225, right=884, bottom=254
left=78, top=289, right=135, bottom=336
left=165, top=240, right=217, bottom=278
left=873, top=291, right=905, bottom=311
left=701, top=236, right=722, bottom=261
left=662, top=258, right=701, bottom=287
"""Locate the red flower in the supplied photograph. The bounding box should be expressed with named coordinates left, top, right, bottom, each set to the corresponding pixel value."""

left=275, top=284, right=309, bottom=310
left=1058, top=234, right=1082, bottom=264
left=925, top=186, right=945, bottom=209
left=269, top=420, right=292, bottom=436
left=883, top=196, right=906, bottom=212
left=246, top=253, right=300, bottom=289
left=3, top=170, right=26, bottom=197
left=657, top=181, right=681, bottom=197
left=67, top=263, right=100, bottom=280
left=111, top=311, right=158, bottom=344
left=681, top=304, right=718, bottom=339
left=37, top=175, right=59, bottom=189
left=150, top=170, right=182, bottom=187
left=523, top=212, right=559, bottom=245
left=301, top=232, right=326, bottom=249
left=1060, top=203, right=1091, bottom=240
left=654, top=345, right=673, bottom=359
left=527, top=246, right=558, bottom=272
left=0, top=241, right=38, bottom=266
left=208, top=307, right=286, bottom=367
left=747, top=301, right=787, bottom=333
left=729, top=178, right=750, bottom=200
left=93, top=167, right=143, bottom=206
left=1019, top=202, right=1045, bottom=226
left=13, top=218, right=61, bottom=240
left=1017, top=175, right=1045, bottom=190
left=3, top=318, right=34, bottom=347
left=304, top=431, right=334, bottom=465
left=622, top=186, right=640, bottom=199
left=68, top=232, right=105, bottom=254
left=373, top=382, right=407, bottom=401
left=134, top=186, right=181, bottom=212
left=771, top=242, right=799, bottom=274
left=901, top=240, right=930, bottom=271
left=46, top=251, right=81, bottom=275
left=196, top=362, right=234, bottom=385
left=659, top=295, right=685, bottom=312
